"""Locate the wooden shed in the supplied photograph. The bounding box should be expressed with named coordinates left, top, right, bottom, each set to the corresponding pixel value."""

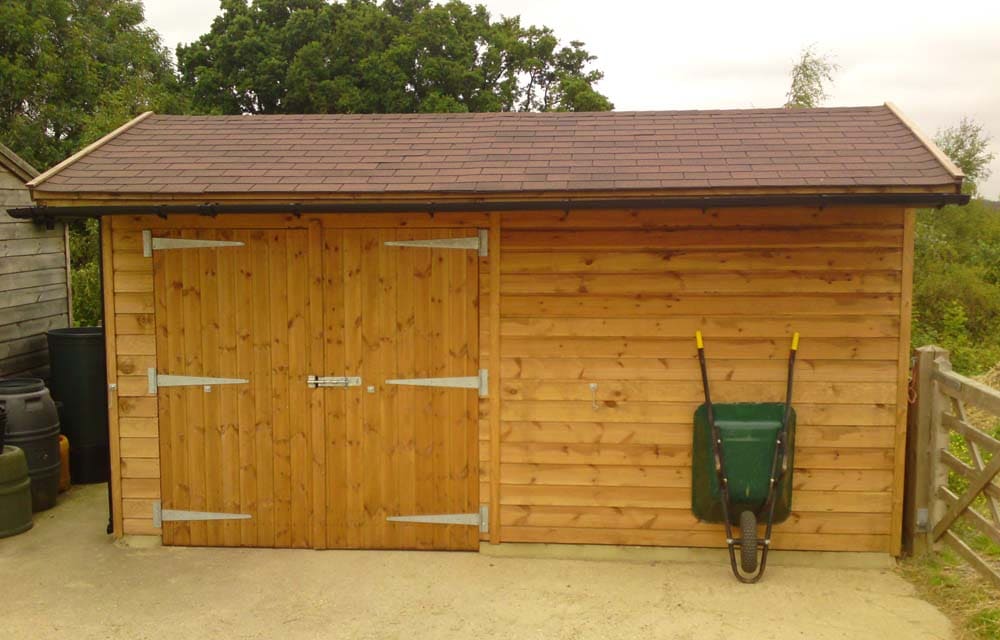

left=0, top=143, right=71, bottom=377
left=15, top=104, right=966, bottom=555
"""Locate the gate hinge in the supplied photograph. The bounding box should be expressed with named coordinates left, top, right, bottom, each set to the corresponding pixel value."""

left=387, top=505, right=488, bottom=533
left=142, top=230, right=244, bottom=258
left=385, top=369, right=488, bottom=397
left=383, top=230, right=488, bottom=257
left=148, top=368, right=249, bottom=394
left=152, top=501, right=252, bottom=528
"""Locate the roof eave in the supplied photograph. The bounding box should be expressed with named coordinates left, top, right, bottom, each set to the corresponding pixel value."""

left=8, top=190, right=971, bottom=221
left=884, top=102, right=965, bottom=189
left=27, top=111, right=154, bottom=190
left=0, top=143, right=39, bottom=182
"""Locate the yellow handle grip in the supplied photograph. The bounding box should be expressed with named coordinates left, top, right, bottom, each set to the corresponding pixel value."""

left=791, top=332, right=800, bottom=351
left=695, top=331, right=704, bottom=349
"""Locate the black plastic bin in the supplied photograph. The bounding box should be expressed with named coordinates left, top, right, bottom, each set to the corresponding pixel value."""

left=47, top=328, right=110, bottom=484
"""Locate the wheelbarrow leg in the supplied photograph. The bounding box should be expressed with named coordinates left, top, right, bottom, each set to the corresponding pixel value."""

left=697, top=331, right=799, bottom=584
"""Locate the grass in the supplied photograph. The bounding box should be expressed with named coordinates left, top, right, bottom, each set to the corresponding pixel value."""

left=900, top=549, right=1000, bottom=640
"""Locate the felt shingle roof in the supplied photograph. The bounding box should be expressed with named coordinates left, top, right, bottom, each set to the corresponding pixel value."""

left=29, top=104, right=963, bottom=196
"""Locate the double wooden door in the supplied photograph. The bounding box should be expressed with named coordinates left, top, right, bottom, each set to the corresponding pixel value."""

left=152, top=225, right=480, bottom=550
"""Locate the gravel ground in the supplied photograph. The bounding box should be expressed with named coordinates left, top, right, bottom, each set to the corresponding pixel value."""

left=1, top=484, right=953, bottom=639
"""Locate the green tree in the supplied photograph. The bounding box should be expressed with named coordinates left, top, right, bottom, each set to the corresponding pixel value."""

left=784, top=46, right=838, bottom=109
left=913, top=117, right=1000, bottom=374
left=934, top=117, right=995, bottom=196
left=177, top=0, right=612, bottom=115
left=0, top=0, right=188, bottom=170
left=0, top=0, right=188, bottom=327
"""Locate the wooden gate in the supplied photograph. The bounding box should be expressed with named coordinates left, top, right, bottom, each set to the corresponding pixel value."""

left=319, top=228, right=480, bottom=550
left=906, top=345, right=1000, bottom=587
left=152, top=226, right=479, bottom=550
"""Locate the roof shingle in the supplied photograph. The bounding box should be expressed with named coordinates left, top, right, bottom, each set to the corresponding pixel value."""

left=30, top=105, right=962, bottom=196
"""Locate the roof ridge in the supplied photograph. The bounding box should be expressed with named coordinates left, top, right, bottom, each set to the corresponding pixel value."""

left=883, top=102, right=964, bottom=182
left=28, top=111, right=154, bottom=189
left=148, top=105, right=889, bottom=119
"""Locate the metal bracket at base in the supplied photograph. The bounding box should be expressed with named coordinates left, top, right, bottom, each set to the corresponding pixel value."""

left=152, top=501, right=252, bottom=528
left=387, top=505, right=489, bottom=533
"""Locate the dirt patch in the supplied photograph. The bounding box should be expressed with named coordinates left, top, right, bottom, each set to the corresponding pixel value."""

left=1, top=485, right=953, bottom=639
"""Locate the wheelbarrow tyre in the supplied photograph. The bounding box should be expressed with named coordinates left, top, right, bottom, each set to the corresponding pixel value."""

left=739, top=510, right=758, bottom=573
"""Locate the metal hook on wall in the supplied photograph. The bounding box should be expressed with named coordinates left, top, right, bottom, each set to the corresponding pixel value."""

left=589, top=382, right=598, bottom=411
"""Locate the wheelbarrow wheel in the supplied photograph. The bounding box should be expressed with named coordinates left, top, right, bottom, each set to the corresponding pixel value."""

left=739, top=510, right=758, bottom=573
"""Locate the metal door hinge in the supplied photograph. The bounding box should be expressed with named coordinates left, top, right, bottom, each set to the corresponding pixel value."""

left=307, top=375, right=362, bottom=389
left=387, top=505, right=488, bottom=533
left=152, top=501, right=252, bottom=528
left=142, top=230, right=244, bottom=258
left=385, top=369, right=488, bottom=397
left=384, top=229, right=488, bottom=257
left=148, top=368, right=249, bottom=394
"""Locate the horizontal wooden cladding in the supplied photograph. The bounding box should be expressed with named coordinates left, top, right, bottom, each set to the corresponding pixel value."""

left=114, top=272, right=152, bottom=293
left=502, top=380, right=897, bottom=404
left=123, top=518, right=159, bottom=535
left=0, top=236, right=64, bottom=258
left=117, top=355, right=154, bottom=377
left=0, top=251, right=65, bottom=275
left=115, top=314, right=155, bottom=335
left=121, top=457, right=160, bottom=479
left=502, top=248, right=903, bottom=274
left=500, top=526, right=889, bottom=552
left=501, top=316, right=899, bottom=339
left=502, top=272, right=901, bottom=295
left=499, top=206, right=904, bottom=229
left=502, top=228, right=902, bottom=251
left=1, top=283, right=67, bottom=309
left=502, top=358, right=898, bottom=383
left=113, top=212, right=489, bottom=230
left=501, top=337, right=899, bottom=360
left=114, top=292, right=153, bottom=314
left=500, top=485, right=891, bottom=513
left=500, top=505, right=891, bottom=535
left=502, top=294, right=900, bottom=318
left=502, top=401, right=894, bottom=426
left=500, top=442, right=893, bottom=470
left=502, top=464, right=893, bottom=492
left=1, top=299, right=68, bottom=327
left=500, top=421, right=895, bottom=448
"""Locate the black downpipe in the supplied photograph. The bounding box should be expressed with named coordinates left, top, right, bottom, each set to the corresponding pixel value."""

left=96, top=217, right=114, bottom=536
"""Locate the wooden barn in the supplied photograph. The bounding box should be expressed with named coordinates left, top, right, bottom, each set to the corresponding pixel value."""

left=1, top=143, right=71, bottom=377
left=14, top=104, right=966, bottom=556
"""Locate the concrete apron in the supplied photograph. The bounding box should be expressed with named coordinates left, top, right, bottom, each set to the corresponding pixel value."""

left=120, top=532, right=894, bottom=570
left=479, top=542, right=896, bottom=569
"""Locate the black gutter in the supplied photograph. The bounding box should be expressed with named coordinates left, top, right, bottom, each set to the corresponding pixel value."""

left=8, top=192, right=970, bottom=222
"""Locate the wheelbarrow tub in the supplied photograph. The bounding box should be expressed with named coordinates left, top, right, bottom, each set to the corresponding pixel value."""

left=691, top=402, right=795, bottom=525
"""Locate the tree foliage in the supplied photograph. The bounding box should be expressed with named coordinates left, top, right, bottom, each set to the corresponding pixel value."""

left=176, top=0, right=612, bottom=115
left=913, top=199, right=1000, bottom=374
left=784, top=46, right=838, bottom=109
left=911, top=118, right=1000, bottom=374
left=934, top=117, right=995, bottom=195
left=0, top=0, right=187, bottom=170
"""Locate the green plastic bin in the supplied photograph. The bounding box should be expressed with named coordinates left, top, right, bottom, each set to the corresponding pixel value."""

left=691, top=402, right=795, bottom=525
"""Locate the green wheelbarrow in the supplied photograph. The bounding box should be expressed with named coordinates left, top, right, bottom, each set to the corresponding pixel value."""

left=692, top=331, right=799, bottom=583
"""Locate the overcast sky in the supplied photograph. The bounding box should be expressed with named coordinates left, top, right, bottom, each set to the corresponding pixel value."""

left=144, top=0, right=1000, bottom=198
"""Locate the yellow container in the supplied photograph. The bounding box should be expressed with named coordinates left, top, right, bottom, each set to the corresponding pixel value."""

left=58, top=435, right=70, bottom=493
